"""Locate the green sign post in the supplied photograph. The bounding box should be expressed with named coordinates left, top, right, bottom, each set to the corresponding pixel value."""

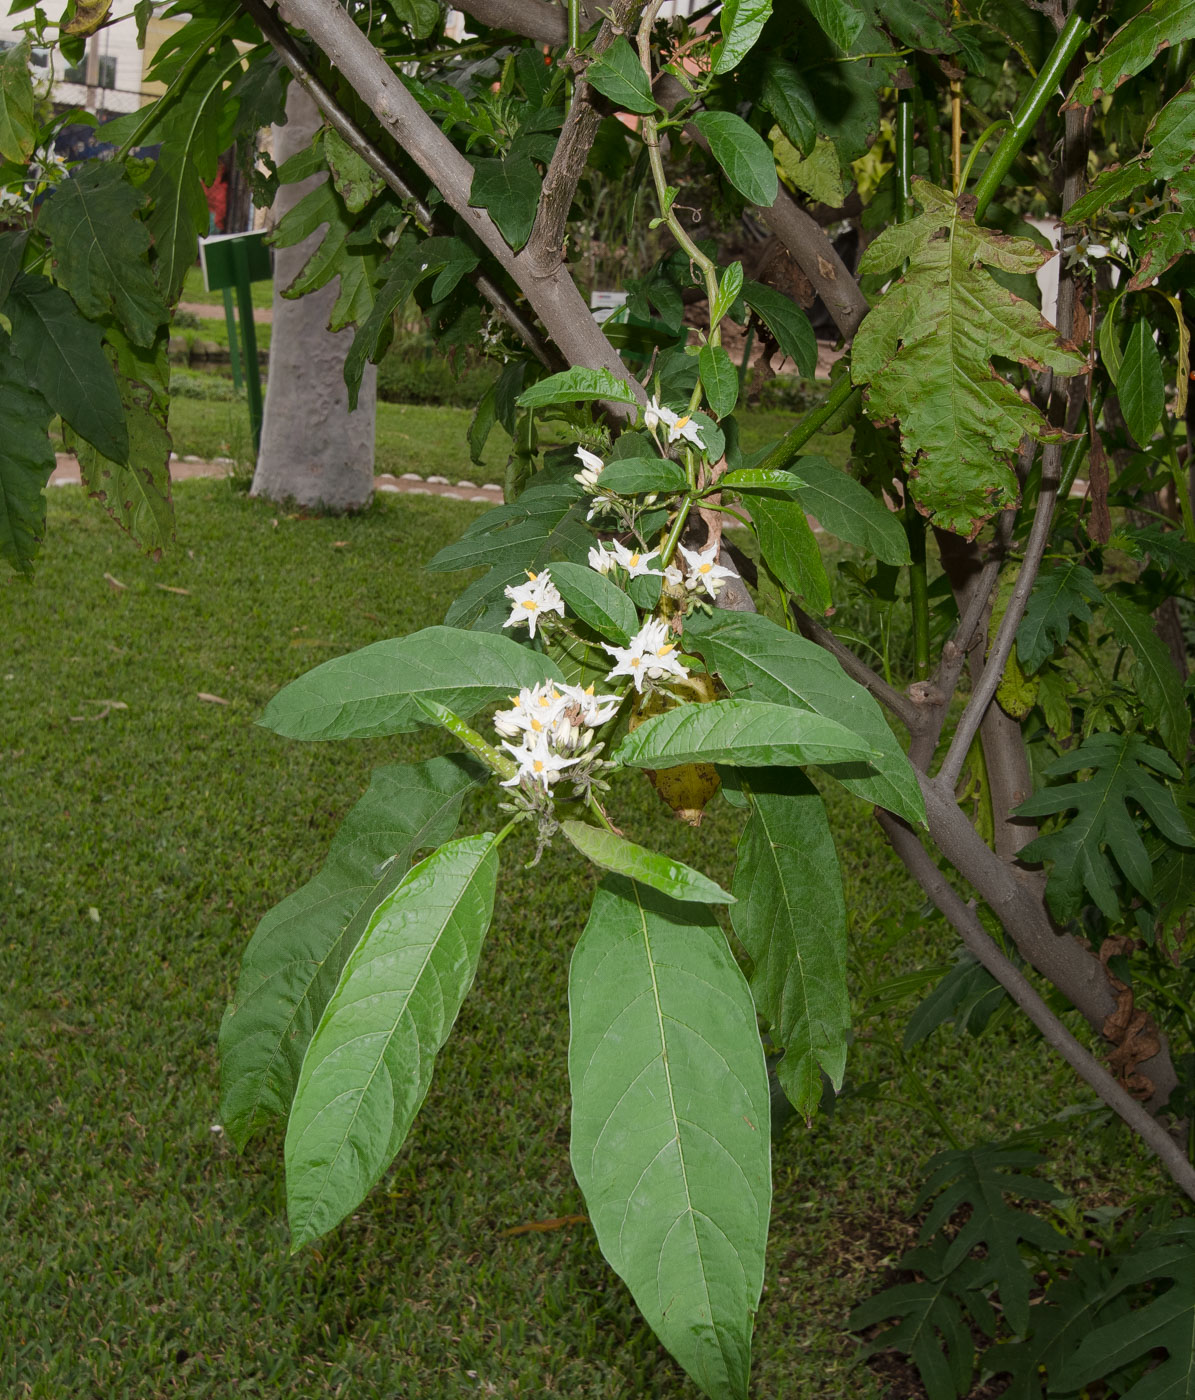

left=199, top=230, right=272, bottom=456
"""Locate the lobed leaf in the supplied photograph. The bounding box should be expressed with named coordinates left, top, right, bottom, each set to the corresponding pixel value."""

left=1016, top=561, right=1101, bottom=674
left=1101, top=591, right=1190, bottom=763
left=1068, top=0, right=1195, bottom=105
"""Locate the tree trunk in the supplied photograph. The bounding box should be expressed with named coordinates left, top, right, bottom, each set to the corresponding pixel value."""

left=251, top=84, right=377, bottom=510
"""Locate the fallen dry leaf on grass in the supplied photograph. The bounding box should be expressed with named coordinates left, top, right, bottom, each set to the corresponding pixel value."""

left=197, top=693, right=229, bottom=705
left=103, top=573, right=127, bottom=591
left=155, top=584, right=191, bottom=595
left=498, top=1215, right=588, bottom=1238
left=70, top=699, right=128, bottom=722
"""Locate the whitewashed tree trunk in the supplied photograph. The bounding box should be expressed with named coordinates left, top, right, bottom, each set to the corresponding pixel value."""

left=251, top=84, right=377, bottom=509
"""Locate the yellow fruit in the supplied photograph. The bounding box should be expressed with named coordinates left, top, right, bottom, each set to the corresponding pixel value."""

left=628, top=674, right=722, bottom=826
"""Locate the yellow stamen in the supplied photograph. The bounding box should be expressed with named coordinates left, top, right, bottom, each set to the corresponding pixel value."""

left=522, top=600, right=538, bottom=611
left=526, top=570, right=538, bottom=580
left=657, top=644, right=675, bottom=656
left=531, top=719, right=543, bottom=731
left=629, top=553, right=640, bottom=567
left=698, top=562, right=712, bottom=574
left=533, top=759, right=544, bottom=772
left=675, top=415, right=690, bottom=429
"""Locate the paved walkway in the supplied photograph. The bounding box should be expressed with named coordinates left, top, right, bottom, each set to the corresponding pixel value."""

left=177, top=300, right=273, bottom=325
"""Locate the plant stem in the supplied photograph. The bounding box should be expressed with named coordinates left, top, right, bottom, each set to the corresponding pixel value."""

left=897, top=89, right=914, bottom=217
left=413, top=698, right=518, bottom=780
left=660, top=496, right=693, bottom=568
left=586, top=791, right=618, bottom=834
left=755, top=374, right=860, bottom=474
left=957, top=119, right=1010, bottom=196
left=905, top=495, right=931, bottom=681
left=971, top=7, right=1093, bottom=221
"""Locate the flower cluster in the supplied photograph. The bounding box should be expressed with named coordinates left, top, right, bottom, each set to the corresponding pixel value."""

left=494, top=681, right=619, bottom=788
left=643, top=396, right=705, bottom=448
left=502, top=569, right=564, bottom=639
left=589, top=538, right=667, bottom=579
left=602, top=618, right=689, bottom=693
left=676, top=542, right=738, bottom=599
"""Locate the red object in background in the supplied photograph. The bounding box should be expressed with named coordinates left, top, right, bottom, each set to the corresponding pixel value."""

left=202, top=164, right=228, bottom=232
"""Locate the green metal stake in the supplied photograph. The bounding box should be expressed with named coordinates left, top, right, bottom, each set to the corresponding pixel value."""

left=221, top=285, right=243, bottom=391
left=232, top=240, right=264, bottom=457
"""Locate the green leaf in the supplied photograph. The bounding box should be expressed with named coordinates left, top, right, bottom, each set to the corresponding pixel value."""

left=902, top=951, right=1005, bottom=1048
left=0, top=333, right=55, bottom=576
left=711, top=261, right=745, bottom=326
left=1068, top=0, right=1195, bottom=105
left=597, top=456, right=688, bottom=496
left=516, top=366, right=640, bottom=409
left=805, top=0, right=866, bottom=51
left=729, top=769, right=849, bottom=1118
left=853, top=179, right=1085, bottom=535
left=568, top=877, right=770, bottom=1400
left=1119, top=318, right=1166, bottom=447
left=0, top=228, right=29, bottom=307
left=324, top=127, right=384, bottom=212
left=5, top=274, right=128, bottom=463
left=560, top=821, right=734, bottom=905
left=259, top=626, right=564, bottom=741
left=691, top=110, right=779, bottom=208
left=1016, top=561, right=1101, bottom=673
left=741, top=281, right=817, bottom=377
left=1099, top=294, right=1126, bottom=387
left=394, top=0, right=441, bottom=38
left=773, top=132, right=844, bottom=207
left=546, top=560, right=639, bottom=644
left=683, top=611, right=926, bottom=826
left=792, top=457, right=911, bottom=565
left=713, top=0, right=773, bottom=73
left=585, top=35, right=658, bottom=115
left=39, top=163, right=169, bottom=347
left=1148, top=88, right=1195, bottom=179
left=719, top=468, right=807, bottom=494
left=1101, top=592, right=1190, bottom=763
left=1017, top=732, right=1193, bottom=921
left=614, top=697, right=879, bottom=770
left=285, top=832, right=499, bottom=1249
left=271, top=177, right=378, bottom=331
left=699, top=344, right=740, bottom=418
left=0, top=39, right=35, bottom=163
left=758, top=55, right=817, bottom=154
left=1067, top=161, right=1155, bottom=222
left=750, top=493, right=832, bottom=612
left=469, top=154, right=541, bottom=249
left=219, top=756, right=481, bottom=1150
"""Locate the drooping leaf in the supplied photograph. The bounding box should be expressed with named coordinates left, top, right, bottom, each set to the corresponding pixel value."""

left=469, top=154, right=541, bottom=249
left=741, top=281, right=817, bottom=377
left=691, top=110, right=779, bottom=208
left=0, top=39, right=35, bottom=163
left=699, top=344, right=740, bottom=418
left=597, top=456, right=688, bottom=496
left=585, top=35, right=658, bottom=115
left=806, top=0, right=866, bottom=51
left=1101, top=591, right=1190, bottom=763
left=713, top=0, right=773, bottom=73
left=546, top=560, right=639, bottom=644
left=0, top=334, right=56, bottom=577
left=729, top=768, right=849, bottom=1117
left=791, top=456, right=911, bottom=565
left=773, top=131, right=844, bottom=207
left=1017, top=732, right=1194, bottom=921
left=219, top=756, right=481, bottom=1150
left=324, top=126, right=384, bottom=212
left=614, top=698, right=879, bottom=770
left=749, top=493, right=832, bottom=612
left=516, top=366, right=640, bottom=409
left=711, top=261, right=745, bottom=326
left=1068, top=0, right=1195, bottom=105
left=1016, top=560, right=1101, bottom=673
left=902, top=950, right=1006, bottom=1048
left=758, top=55, right=817, bottom=154
left=1067, top=160, right=1156, bottom=222
left=686, top=610, right=926, bottom=825
left=270, top=176, right=378, bottom=331
left=285, top=833, right=500, bottom=1249
left=0, top=228, right=29, bottom=307
left=1118, top=318, right=1166, bottom=447
left=560, top=821, right=734, bottom=905
left=259, top=626, right=564, bottom=741
left=5, top=273, right=128, bottom=463
left=568, top=877, right=770, bottom=1400
left=39, top=163, right=169, bottom=347
left=853, top=179, right=1085, bottom=535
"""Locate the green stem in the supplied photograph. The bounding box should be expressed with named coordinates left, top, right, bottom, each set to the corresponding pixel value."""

left=971, top=6, right=1093, bottom=221
left=413, top=698, right=518, bottom=780
left=586, top=791, right=617, bottom=834
left=737, top=317, right=756, bottom=395
left=659, top=495, right=694, bottom=568
left=918, top=86, right=945, bottom=188
left=116, top=14, right=238, bottom=160
left=957, top=119, right=1010, bottom=197
left=905, top=493, right=930, bottom=681
left=897, top=89, right=914, bottom=219
left=755, top=375, right=860, bottom=474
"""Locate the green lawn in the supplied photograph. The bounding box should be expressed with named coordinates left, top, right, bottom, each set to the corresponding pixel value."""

left=1, top=484, right=1156, bottom=1399
left=181, top=263, right=275, bottom=311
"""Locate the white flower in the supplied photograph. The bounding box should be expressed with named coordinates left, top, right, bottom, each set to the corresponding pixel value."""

left=502, top=569, right=565, bottom=639
left=677, top=542, right=739, bottom=599
left=574, top=446, right=604, bottom=490
left=559, top=681, right=620, bottom=729
left=643, top=399, right=661, bottom=432
left=588, top=543, right=616, bottom=575
left=492, top=681, right=568, bottom=739
left=663, top=564, right=684, bottom=588
left=499, top=732, right=582, bottom=789
left=602, top=617, right=689, bottom=693
left=651, top=400, right=705, bottom=448
left=607, top=538, right=662, bottom=578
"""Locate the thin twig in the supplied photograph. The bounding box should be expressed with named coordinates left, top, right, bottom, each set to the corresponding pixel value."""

left=789, top=603, right=923, bottom=731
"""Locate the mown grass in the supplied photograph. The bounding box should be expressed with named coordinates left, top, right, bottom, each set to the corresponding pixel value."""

left=1, top=483, right=1160, bottom=1400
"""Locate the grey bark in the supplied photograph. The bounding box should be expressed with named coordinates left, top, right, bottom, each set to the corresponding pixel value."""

left=252, top=84, right=377, bottom=510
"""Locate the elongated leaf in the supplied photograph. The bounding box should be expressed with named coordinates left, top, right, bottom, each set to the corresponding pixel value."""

left=1016, top=561, right=1100, bottom=673
left=713, top=0, right=773, bottom=73
left=806, top=0, right=865, bottom=51
left=1101, top=592, right=1190, bottom=762
left=750, top=493, right=832, bottom=612
left=711, top=261, right=745, bottom=326
left=561, top=821, right=733, bottom=904
left=742, top=281, right=817, bottom=377
left=615, top=698, right=878, bottom=769
left=1119, top=318, right=1165, bottom=447
left=691, top=111, right=779, bottom=208
left=1068, top=161, right=1155, bottom=222
left=720, top=468, right=806, bottom=493
left=1149, top=88, right=1195, bottom=179
left=0, top=39, right=35, bottom=163
left=547, top=560, right=639, bottom=644
left=597, top=456, right=688, bottom=495
left=792, top=457, right=911, bottom=565
left=0, top=228, right=29, bottom=308
left=683, top=611, right=926, bottom=825
left=730, top=769, right=849, bottom=1118
left=758, top=55, right=817, bottom=154
left=585, top=35, right=658, bottom=114
left=0, top=335, right=55, bottom=576
left=39, top=163, right=168, bottom=347
left=699, top=344, right=740, bottom=418
left=854, top=179, right=1085, bottom=535
left=469, top=154, right=541, bottom=249
left=517, top=366, right=640, bottom=409
left=569, top=877, right=770, bottom=1400
left=219, top=756, right=481, bottom=1149
left=5, top=273, right=128, bottom=463
left=286, top=833, right=499, bottom=1249
left=1068, top=0, right=1195, bottom=105
left=259, top=626, right=564, bottom=741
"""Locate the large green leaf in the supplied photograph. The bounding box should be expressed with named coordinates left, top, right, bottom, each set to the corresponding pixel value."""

left=285, top=833, right=499, bottom=1249
left=691, top=111, right=779, bottom=208
left=1068, top=0, right=1195, bottom=105
left=853, top=179, right=1085, bottom=535
left=260, top=626, right=564, bottom=741
left=0, top=335, right=56, bottom=576
left=39, top=163, right=169, bottom=347
left=597, top=456, right=688, bottom=496
left=683, top=611, right=926, bottom=825
left=270, top=176, right=379, bottom=331
left=219, top=756, right=481, bottom=1150
left=546, top=560, right=639, bottom=644
left=568, top=877, right=771, bottom=1400
left=805, top=0, right=866, bottom=52
left=585, top=35, right=658, bottom=114
left=5, top=273, right=128, bottom=463
left=560, top=820, right=734, bottom=905
left=1016, top=561, right=1101, bottom=673
left=469, top=154, right=541, bottom=250
left=749, top=493, right=832, bottom=612
left=741, top=281, right=817, bottom=377
left=792, top=456, right=911, bottom=565
left=0, top=228, right=29, bottom=307
left=729, top=769, right=849, bottom=1118
left=699, top=344, right=740, bottom=418
left=1119, top=318, right=1166, bottom=447
left=758, top=55, right=817, bottom=153
left=516, top=366, right=641, bottom=409
left=0, top=39, right=35, bottom=163
left=713, top=0, right=773, bottom=73
left=1101, top=592, right=1190, bottom=763
left=614, top=698, right=879, bottom=769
